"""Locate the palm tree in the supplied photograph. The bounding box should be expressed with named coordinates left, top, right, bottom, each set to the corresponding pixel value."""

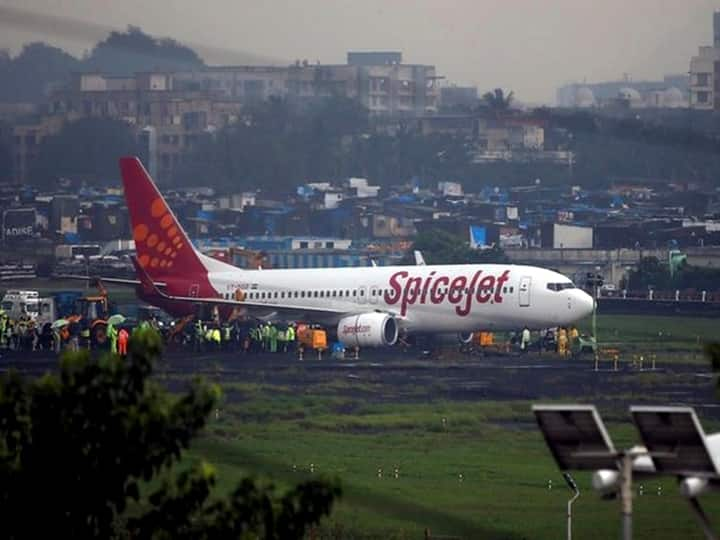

left=481, top=88, right=514, bottom=112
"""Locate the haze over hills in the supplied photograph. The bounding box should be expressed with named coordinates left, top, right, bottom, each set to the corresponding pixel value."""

left=0, top=1, right=717, bottom=104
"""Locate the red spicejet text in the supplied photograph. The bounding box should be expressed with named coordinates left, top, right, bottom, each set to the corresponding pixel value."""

left=384, top=270, right=511, bottom=317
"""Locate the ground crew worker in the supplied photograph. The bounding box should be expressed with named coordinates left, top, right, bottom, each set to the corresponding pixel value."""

left=108, top=323, right=118, bottom=354
left=268, top=323, right=278, bottom=353
left=569, top=326, right=579, bottom=350
left=557, top=327, right=569, bottom=357
left=277, top=326, right=286, bottom=353
left=205, top=325, right=213, bottom=351
left=261, top=323, right=270, bottom=351
left=520, top=327, right=531, bottom=353
left=223, top=324, right=232, bottom=350
left=211, top=326, right=221, bottom=351
left=0, top=310, right=7, bottom=348
left=191, top=320, right=202, bottom=351
left=118, top=327, right=129, bottom=356
left=3, top=317, right=12, bottom=349
left=286, top=324, right=296, bottom=353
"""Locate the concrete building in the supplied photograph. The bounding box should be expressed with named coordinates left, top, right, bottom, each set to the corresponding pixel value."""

left=347, top=51, right=402, bottom=66
left=689, top=46, right=720, bottom=110
left=13, top=52, right=439, bottom=183
left=34, top=72, right=245, bottom=183
left=689, top=11, right=720, bottom=111
left=171, top=53, right=438, bottom=115
left=11, top=116, right=65, bottom=184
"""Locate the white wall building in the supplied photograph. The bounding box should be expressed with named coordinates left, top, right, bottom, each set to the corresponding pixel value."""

left=689, top=46, right=720, bottom=110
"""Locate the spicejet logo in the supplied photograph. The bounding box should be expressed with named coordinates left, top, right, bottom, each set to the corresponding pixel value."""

left=132, top=197, right=185, bottom=270
left=342, top=324, right=371, bottom=334
left=385, top=270, right=511, bottom=317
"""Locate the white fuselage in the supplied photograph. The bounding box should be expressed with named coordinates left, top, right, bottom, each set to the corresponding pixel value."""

left=206, top=263, right=595, bottom=333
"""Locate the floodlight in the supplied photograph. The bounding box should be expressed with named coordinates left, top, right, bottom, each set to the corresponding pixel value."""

left=532, top=404, right=616, bottom=470
left=563, top=472, right=579, bottom=493
left=630, top=406, right=720, bottom=477
left=630, top=406, right=720, bottom=540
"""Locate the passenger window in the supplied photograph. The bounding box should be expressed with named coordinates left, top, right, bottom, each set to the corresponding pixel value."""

left=332, top=291, right=337, bottom=297
left=353, top=290, right=357, bottom=296
left=301, top=291, right=305, bottom=298
left=314, top=291, right=318, bottom=298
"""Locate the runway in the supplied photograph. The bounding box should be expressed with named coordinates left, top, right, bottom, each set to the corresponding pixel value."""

left=1, top=347, right=715, bottom=416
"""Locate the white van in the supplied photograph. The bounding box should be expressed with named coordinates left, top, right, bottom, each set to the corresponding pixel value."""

left=1, top=290, right=40, bottom=320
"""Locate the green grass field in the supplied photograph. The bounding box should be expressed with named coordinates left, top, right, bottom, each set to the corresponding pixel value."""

left=580, top=314, right=718, bottom=366
left=174, top=313, right=720, bottom=539
left=186, top=389, right=720, bottom=539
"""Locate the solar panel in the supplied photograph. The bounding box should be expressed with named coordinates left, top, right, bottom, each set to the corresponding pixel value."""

left=630, top=406, right=719, bottom=477
left=533, top=404, right=617, bottom=471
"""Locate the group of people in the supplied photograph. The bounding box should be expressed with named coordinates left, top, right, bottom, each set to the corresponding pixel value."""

left=517, top=325, right=581, bottom=356
left=0, top=311, right=55, bottom=352
left=188, top=320, right=297, bottom=354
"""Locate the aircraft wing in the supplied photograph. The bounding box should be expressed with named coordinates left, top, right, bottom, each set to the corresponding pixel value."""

left=53, top=274, right=167, bottom=288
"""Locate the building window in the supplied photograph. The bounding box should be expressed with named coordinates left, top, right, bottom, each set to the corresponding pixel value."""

left=698, top=73, right=710, bottom=87
left=300, top=241, right=309, bottom=249
left=698, top=91, right=710, bottom=103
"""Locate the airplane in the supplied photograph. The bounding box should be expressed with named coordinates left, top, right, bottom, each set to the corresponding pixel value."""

left=96, top=156, right=595, bottom=348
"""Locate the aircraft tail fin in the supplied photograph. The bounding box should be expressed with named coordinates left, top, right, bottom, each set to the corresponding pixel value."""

left=119, top=156, right=208, bottom=281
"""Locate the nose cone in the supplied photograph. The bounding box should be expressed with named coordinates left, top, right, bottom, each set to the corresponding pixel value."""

left=576, top=290, right=595, bottom=319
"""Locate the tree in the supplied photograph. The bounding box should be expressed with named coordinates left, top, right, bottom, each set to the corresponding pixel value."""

left=84, top=25, right=204, bottom=75
left=0, top=328, right=339, bottom=539
left=29, top=117, right=140, bottom=189
left=0, top=42, right=81, bottom=103
left=624, top=256, right=671, bottom=291
left=402, top=230, right=508, bottom=265
left=481, top=88, right=514, bottom=113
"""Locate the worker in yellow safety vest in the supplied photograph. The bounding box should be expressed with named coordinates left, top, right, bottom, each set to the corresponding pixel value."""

left=557, top=327, right=569, bottom=357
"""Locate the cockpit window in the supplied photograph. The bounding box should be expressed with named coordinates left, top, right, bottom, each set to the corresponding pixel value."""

left=547, top=282, right=576, bottom=292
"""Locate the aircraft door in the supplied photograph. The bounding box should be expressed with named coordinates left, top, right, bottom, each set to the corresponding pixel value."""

left=369, top=285, right=378, bottom=304
left=358, top=286, right=367, bottom=304
left=518, top=276, right=531, bottom=307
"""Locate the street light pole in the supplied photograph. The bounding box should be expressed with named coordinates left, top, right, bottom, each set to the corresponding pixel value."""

left=619, top=452, right=634, bottom=540
left=563, top=472, right=580, bottom=540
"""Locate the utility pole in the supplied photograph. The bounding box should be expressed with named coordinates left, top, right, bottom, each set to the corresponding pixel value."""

left=619, top=452, right=634, bottom=540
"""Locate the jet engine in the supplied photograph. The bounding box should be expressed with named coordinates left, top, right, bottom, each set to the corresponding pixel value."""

left=337, top=313, right=398, bottom=347
left=457, top=332, right=475, bottom=344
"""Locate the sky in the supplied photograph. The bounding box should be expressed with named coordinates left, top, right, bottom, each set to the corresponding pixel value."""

left=1, top=0, right=719, bottom=104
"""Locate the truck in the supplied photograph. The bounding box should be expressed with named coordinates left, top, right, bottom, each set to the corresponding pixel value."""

left=1, top=290, right=41, bottom=320
left=2, top=286, right=112, bottom=346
